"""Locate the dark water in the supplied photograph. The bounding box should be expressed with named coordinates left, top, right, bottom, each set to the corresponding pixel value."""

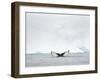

left=25, top=52, right=89, bottom=67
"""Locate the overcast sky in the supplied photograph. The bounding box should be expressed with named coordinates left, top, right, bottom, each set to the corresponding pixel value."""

left=25, top=12, right=90, bottom=53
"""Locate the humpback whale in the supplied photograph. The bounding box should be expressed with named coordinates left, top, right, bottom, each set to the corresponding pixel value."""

left=51, top=50, right=70, bottom=57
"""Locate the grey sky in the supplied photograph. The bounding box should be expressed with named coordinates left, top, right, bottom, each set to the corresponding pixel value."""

left=25, top=12, right=90, bottom=53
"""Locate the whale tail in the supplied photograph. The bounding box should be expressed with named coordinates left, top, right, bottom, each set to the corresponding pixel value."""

left=51, top=50, right=69, bottom=57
